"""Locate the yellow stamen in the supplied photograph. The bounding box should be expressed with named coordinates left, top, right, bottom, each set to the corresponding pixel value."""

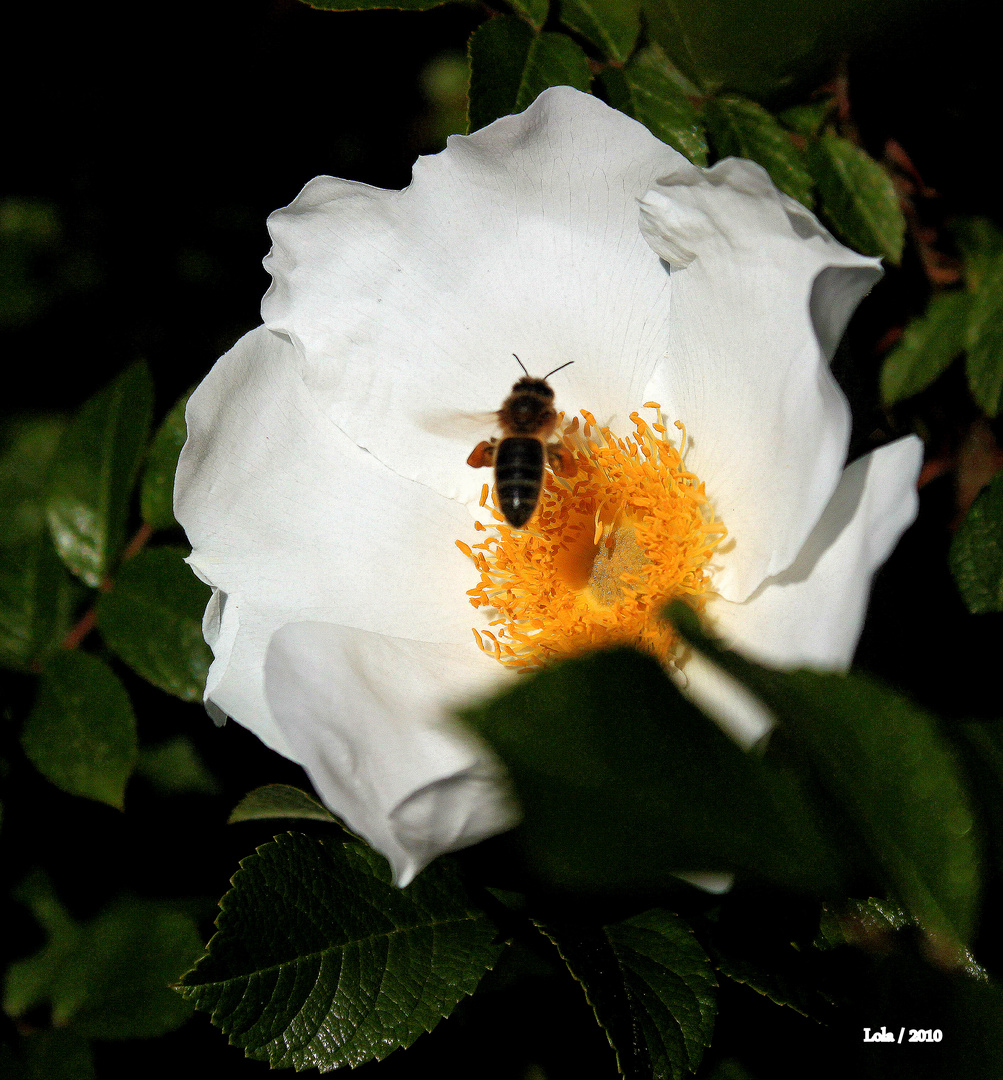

left=459, top=409, right=727, bottom=671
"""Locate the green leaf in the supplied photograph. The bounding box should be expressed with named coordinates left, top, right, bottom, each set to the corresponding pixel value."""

left=95, top=546, right=211, bottom=701
left=0, top=415, right=81, bottom=670
left=704, top=94, right=814, bottom=207
left=640, top=0, right=897, bottom=100
left=467, top=16, right=592, bottom=132
left=949, top=470, right=1003, bottom=614
left=177, top=834, right=504, bottom=1071
left=20, top=650, right=137, bottom=808
left=510, top=0, right=549, bottom=29
left=670, top=605, right=979, bottom=948
left=544, top=909, right=716, bottom=1080
left=816, top=895, right=913, bottom=950
left=880, top=290, right=970, bottom=405
left=460, top=647, right=843, bottom=894
left=5, top=873, right=201, bottom=1040
left=804, top=133, right=905, bottom=263
left=953, top=216, right=1003, bottom=293
left=136, top=734, right=220, bottom=796
left=965, top=256, right=1003, bottom=417
left=140, top=387, right=192, bottom=530
left=602, top=63, right=708, bottom=165
left=560, top=0, right=639, bottom=62
left=45, top=362, right=154, bottom=587
left=228, top=783, right=338, bottom=825
left=777, top=98, right=832, bottom=138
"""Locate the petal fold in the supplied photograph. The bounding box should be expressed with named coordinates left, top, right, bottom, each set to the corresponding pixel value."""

left=640, top=158, right=884, bottom=601
left=264, top=622, right=518, bottom=885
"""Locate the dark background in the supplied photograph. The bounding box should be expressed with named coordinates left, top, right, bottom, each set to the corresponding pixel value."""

left=3, top=0, right=1002, bottom=1076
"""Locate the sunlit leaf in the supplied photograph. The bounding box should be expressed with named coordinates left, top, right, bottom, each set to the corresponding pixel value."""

left=950, top=470, right=1003, bottom=614
left=177, top=834, right=504, bottom=1071
left=95, top=546, right=211, bottom=701
left=467, top=16, right=591, bottom=132
left=805, top=133, right=904, bottom=263
left=21, top=650, right=137, bottom=809
left=704, top=94, right=814, bottom=207
left=880, top=290, right=970, bottom=405
left=602, top=63, right=707, bottom=165
left=45, top=362, right=153, bottom=587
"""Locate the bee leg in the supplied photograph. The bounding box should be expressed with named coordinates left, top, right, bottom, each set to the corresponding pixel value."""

left=548, top=442, right=576, bottom=477
left=467, top=440, right=497, bottom=468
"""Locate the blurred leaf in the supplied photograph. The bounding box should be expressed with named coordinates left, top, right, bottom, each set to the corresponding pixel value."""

left=0, top=414, right=81, bottom=671
left=545, top=909, right=716, bottom=1080
left=704, top=94, right=814, bottom=207
left=671, top=604, right=980, bottom=949
left=602, top=63, right=708, bottom=165
left=228, top=783, right=338, bottom=825
left=95, top=546, right=211, bottom=701
left=461, top=647, right=843, bottom=894
left=21, top=650, right=137, bottom=809
left=950, top=470, right=1003, bottom=614
left=467, top=16, right=592, bottom=132
left=0, top=1030, right=95, bottom=1080
left=777, top=97, right=832, bottom=137
left=140, top=387, right=192, bottom=530
left=953, top=216, right=1003, bottom=293
left=45, top=362, right=154, bottom=587
left=5, top=873, right=200, bottom=1039
left=880, top=290, right=970, bottom=405
left=510, top=0, right=549, bottom=29
left=560, top=0, right=639, bottom=62
left=965, top=256, right=1003, bottom=417
left=177, top=834, right=504, bottom=1071
left=805, top=133, right=904, bottom=263
left=136, top=734, right=220, bottom=796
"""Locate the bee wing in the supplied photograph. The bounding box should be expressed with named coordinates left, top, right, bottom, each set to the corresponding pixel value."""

left=416, top=408, right=499, bottom=442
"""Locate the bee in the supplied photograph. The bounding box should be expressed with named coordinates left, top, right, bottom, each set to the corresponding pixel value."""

left=467, top=355, right=576, bottom=529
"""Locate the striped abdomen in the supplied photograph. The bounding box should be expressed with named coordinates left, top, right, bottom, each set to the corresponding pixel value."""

left=495, top=437, right=544, bottom=528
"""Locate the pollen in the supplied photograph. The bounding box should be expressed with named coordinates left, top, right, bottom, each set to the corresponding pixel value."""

left=456, top=408, right=727, bottom=671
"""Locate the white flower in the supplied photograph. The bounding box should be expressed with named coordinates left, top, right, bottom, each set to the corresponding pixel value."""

left=175, top=87, right=922, bottom=886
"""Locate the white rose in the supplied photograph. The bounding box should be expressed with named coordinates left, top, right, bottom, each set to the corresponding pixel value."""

left=175, top=87, right=922, bottom=886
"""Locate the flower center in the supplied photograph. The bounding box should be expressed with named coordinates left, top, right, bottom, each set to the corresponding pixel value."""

left=456, top=407, right=726, bottom=671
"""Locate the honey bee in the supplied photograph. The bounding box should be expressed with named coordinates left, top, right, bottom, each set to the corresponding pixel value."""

left=467, top=355, right=576, bottom=529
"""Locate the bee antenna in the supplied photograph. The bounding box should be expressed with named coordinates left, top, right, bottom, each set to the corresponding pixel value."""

left=512, top=353, right=530, bottom=377
left=543, top=360, right=574, bottom=381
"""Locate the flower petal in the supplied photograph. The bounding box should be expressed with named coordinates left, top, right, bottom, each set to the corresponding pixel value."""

left=640, top=157, right=884, bottom=601
left=264, top=622, right=518, bottom=885
left=175, top=326, right=500, bottom=750
left=261, top=86, right=690, bottom=511
left=683, top=435, right=923, bottom=744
